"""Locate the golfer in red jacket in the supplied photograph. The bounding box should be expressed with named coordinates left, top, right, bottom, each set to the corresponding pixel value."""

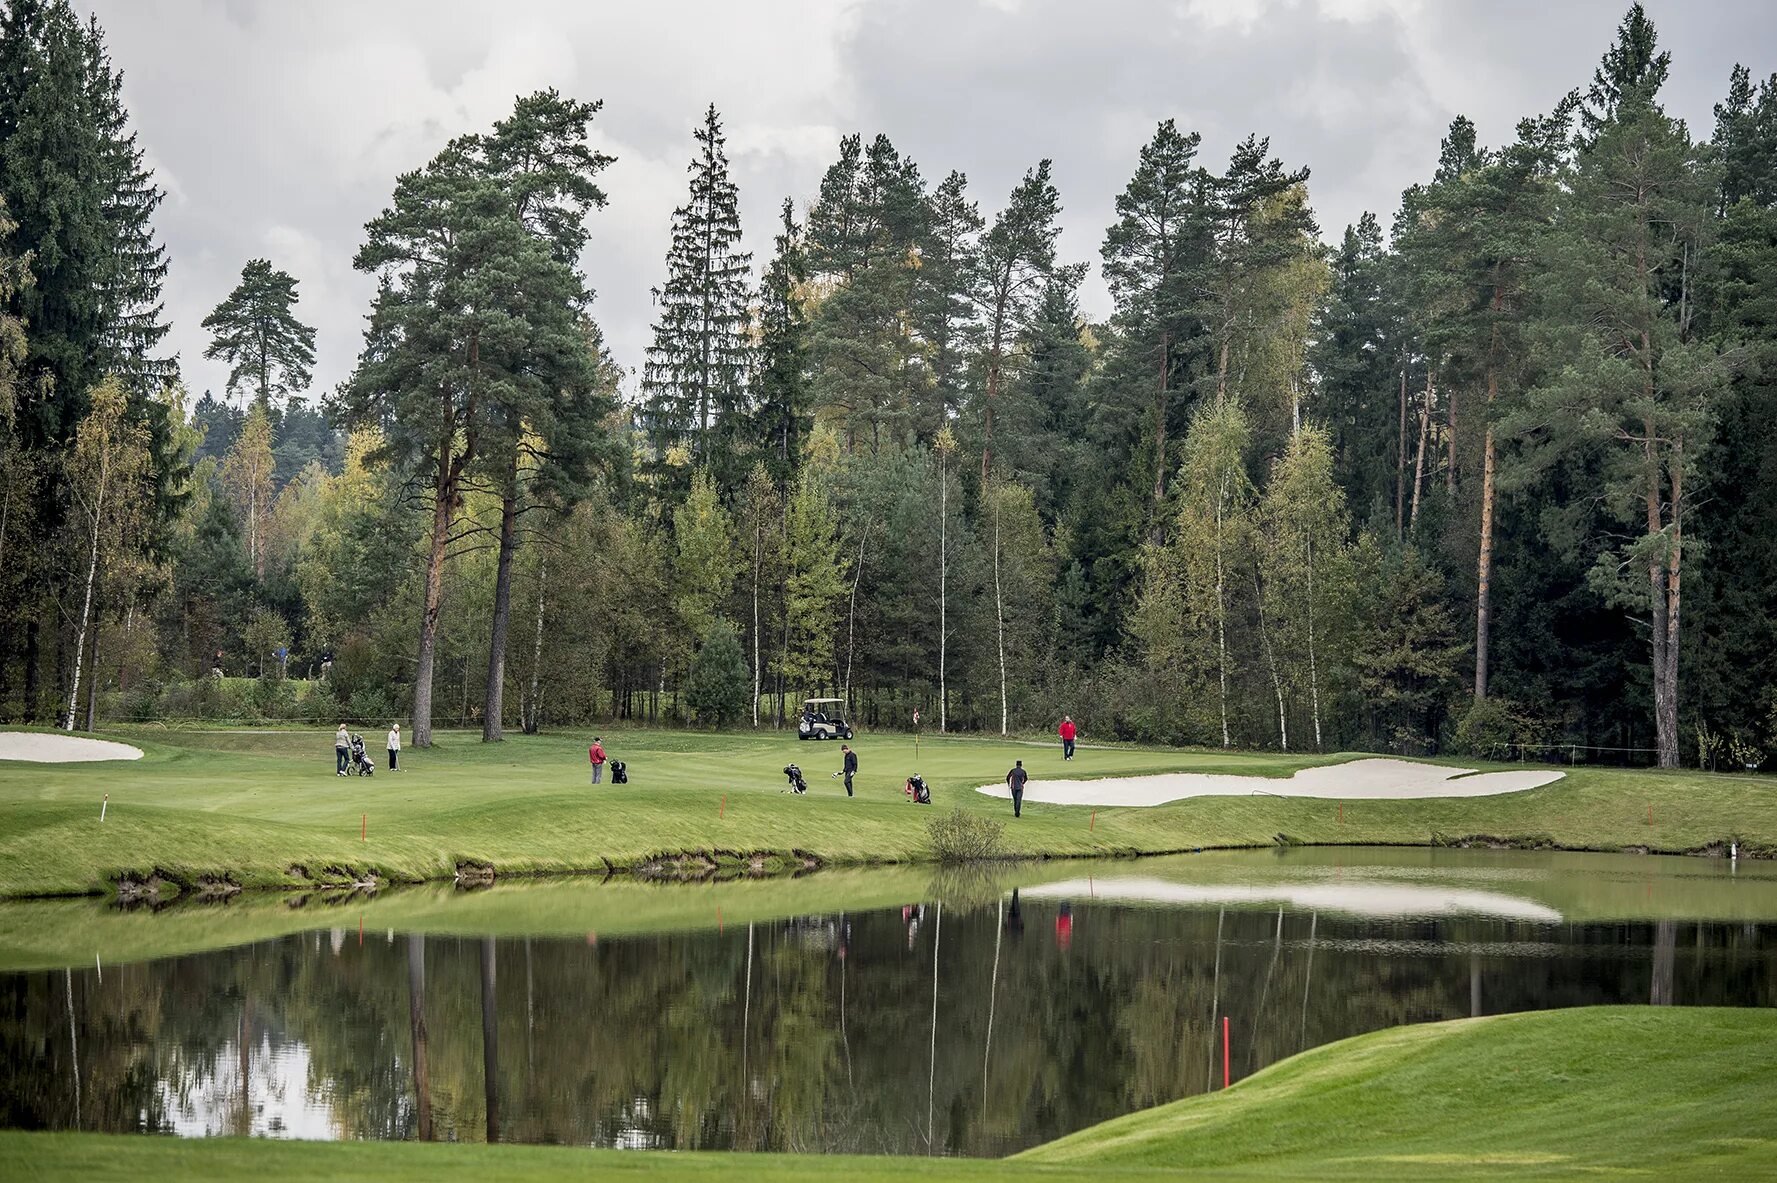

left=1059, top=716, right=1077, bottom=761
left=589, top=737, right=607, bottom=784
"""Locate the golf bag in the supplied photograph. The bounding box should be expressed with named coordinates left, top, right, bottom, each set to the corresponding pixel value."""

left=609, top=759, right=628, bottom=784
left=783, top=763, right=808, bottom=794
left=904, top=774, right=930, bottom=805
left=348, top=733, right=375, bottom=776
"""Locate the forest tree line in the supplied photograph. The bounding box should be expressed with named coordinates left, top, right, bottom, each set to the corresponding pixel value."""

left=1, top=2, right=1775, bottom=766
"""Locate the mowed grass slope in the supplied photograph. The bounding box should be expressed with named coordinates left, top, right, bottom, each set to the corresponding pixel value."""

left=3, top=1007, right=1771, bottom=1181
left=1, top=726, right=1774, bottom=898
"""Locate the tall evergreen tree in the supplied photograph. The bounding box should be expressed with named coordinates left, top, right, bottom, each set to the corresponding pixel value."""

left=334, top=94, right=606, bottom=747
left=641, top=104, right=752, bottom=497
left=201, top=259, right=317, bottom=410
left=1521, top=7, right=1724, bottom=768
left=1101, top=120, right=1208, bottom=528
left=975, top=160, right=1065, bottom=479
left=753, top=199, right=811, bottom=484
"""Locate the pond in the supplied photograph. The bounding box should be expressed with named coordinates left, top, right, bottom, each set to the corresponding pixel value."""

left=2, top=848, right=1774, bottom=1156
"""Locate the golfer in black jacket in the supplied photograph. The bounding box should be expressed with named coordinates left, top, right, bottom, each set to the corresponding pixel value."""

left=841, top=744, right=858, bottom=797
left=1006, top=759, right=1028, bottom=818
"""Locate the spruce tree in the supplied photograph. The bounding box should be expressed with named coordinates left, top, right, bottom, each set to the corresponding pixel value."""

left=753, top=199, right=810, bottom=484
left=201, top=260, right=317, bottom=410
left=641, top=104, right=753, bottom=498
left=916, top=170, right=982, bottom=439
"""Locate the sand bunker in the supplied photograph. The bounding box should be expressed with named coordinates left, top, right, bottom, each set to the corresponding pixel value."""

left=0, top=731, right=143, bottom=763
left=975, top=757, right=1562, bottom=808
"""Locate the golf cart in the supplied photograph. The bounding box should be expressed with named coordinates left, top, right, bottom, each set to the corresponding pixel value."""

left=797, top=697, right=853, bottom=741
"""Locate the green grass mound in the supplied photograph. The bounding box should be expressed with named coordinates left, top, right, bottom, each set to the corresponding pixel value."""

left=1024, top=1006, right=1777, bottom=1178
left=1, top=1007, right=1771, bottom=1180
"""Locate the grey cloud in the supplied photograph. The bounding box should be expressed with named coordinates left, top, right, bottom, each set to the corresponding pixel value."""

left=81, top=0, right=1774, bottom=405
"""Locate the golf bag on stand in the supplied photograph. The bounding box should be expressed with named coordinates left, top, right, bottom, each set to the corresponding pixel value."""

left=904, top=774, right=930, bottom=805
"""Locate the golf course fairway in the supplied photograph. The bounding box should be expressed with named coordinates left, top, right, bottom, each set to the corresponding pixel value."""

left=2, top=727, right=1775, bottom=898
left=2, top=1007, right=1770, bottom=1180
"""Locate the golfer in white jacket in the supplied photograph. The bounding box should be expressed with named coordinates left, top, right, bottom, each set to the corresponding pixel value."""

left=387, top=723, right=401, bottom=772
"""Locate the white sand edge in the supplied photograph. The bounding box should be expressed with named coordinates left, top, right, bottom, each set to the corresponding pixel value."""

left=1018, top=876, right=1562, bottom=922
left=0, top=731, right=144, bottom=763
left=975, top=757, right=1563, bottom=807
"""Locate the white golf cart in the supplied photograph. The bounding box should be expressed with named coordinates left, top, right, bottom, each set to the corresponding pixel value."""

left=797, top=697, right=854, bottom=741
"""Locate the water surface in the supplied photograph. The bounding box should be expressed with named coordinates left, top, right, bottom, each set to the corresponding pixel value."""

left=2, top=848, right=1773, bottom=1156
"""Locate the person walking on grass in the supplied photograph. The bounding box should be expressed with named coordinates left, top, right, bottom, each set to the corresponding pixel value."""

left=841, top=744, right=858, bottom=797
left=1006, top=759, right=1029, bottom=818
left=387, top=722, right=401, bottom=772
left=589, top=736, right=607, bottom=785
left=335, top=723, right=350, bottom=776
left=1059, top=715, right=1077, bottom=761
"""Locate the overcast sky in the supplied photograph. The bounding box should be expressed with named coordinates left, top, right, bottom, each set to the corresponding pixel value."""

left=86, top=0, right=1769, bottom=405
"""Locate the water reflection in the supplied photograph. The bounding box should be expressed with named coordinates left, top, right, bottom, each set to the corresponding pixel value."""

left=3, top=884, right=1773, bottom=1156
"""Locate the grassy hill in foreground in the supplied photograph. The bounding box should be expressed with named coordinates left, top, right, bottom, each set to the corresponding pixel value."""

left=0, top=726, right=1773, bottom=898
left=3, top=1007, right=1771, bottom=1181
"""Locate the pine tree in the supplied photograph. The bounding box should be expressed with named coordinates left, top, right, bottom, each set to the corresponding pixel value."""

left=916, top=170, right=981, bottom=439
left=1313, top=213, right=1398, bottom=525
left=335, top=96, right=603, bottom=747
left=642, top=104, right=753, bottom=498
left=1101, top=120, right=1208, bottom=527
left=474, top=91, right=613, bottom=743
left=1522, top=7, right=1724, bottom=768
left=201, top=259, right=317, bottom=409
left=976, top=161, right=1065, bottom=479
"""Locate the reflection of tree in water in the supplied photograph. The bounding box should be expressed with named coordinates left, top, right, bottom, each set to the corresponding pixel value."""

left=1, top=908, right=1773, bottom=1155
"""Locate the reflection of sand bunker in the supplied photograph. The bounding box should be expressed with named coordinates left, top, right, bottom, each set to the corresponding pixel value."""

left=976, top=757, right=1562, bottom=808
left=1022, top=877, right=1562, bottom=922
left=0, top=731, right=143, bottom=763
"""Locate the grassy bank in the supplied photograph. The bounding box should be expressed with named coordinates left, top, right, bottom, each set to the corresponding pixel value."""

left=1, top=726, right=1773, bottom=899
left=3, top=1007, right=1771, bottom=1180
left=3, top=845, right=1772, bottom=972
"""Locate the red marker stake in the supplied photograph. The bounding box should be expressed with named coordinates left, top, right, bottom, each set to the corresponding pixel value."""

left=1090, top=810, right=1096, bottom=832
left=361, top=812, right=366, bottom=842
left=1223, top=1016, right=1231, bottom=1089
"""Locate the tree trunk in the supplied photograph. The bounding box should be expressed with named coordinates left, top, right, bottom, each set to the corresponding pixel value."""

left=844, top=527, right=867, bottom=713
left=84, top=593, right=101, bottom=732
left=938, top=451, right=948, bottom=734
left=1254, top=569, right=1287, bottom=751
left=1409, top=371, right=1432, bottom=532
left=992, top=494, right=1007, bottom=736
left=1395, top=362, right=1407, bottom=539
left=479, top=936, right=500, bottom=1143
left=65, top=461, right=105, bottom=733
left=1445, top=382, right=1458, bottom=494
left=751, top=510, right=763, bottom=727
left=523, top=552, right=547, bottom=735
left=1306, top=535, right=1321, bottom=751
left=407, top=934, right=433, bottom=1141
left=1215, top=474, right=1231, bottom=749
left=1150, top=330, right=1171, bottom=538
left=413, top=437, right=455, bottom=749
left=482, top=457, right=520, bottom=742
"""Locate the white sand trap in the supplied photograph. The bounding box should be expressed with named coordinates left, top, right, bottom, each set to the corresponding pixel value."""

left=0, top=731, right=143, bottom=763
left=1020, top=877, right=1562, bottom=922
left=975, top=757, right=1562, bottom=808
